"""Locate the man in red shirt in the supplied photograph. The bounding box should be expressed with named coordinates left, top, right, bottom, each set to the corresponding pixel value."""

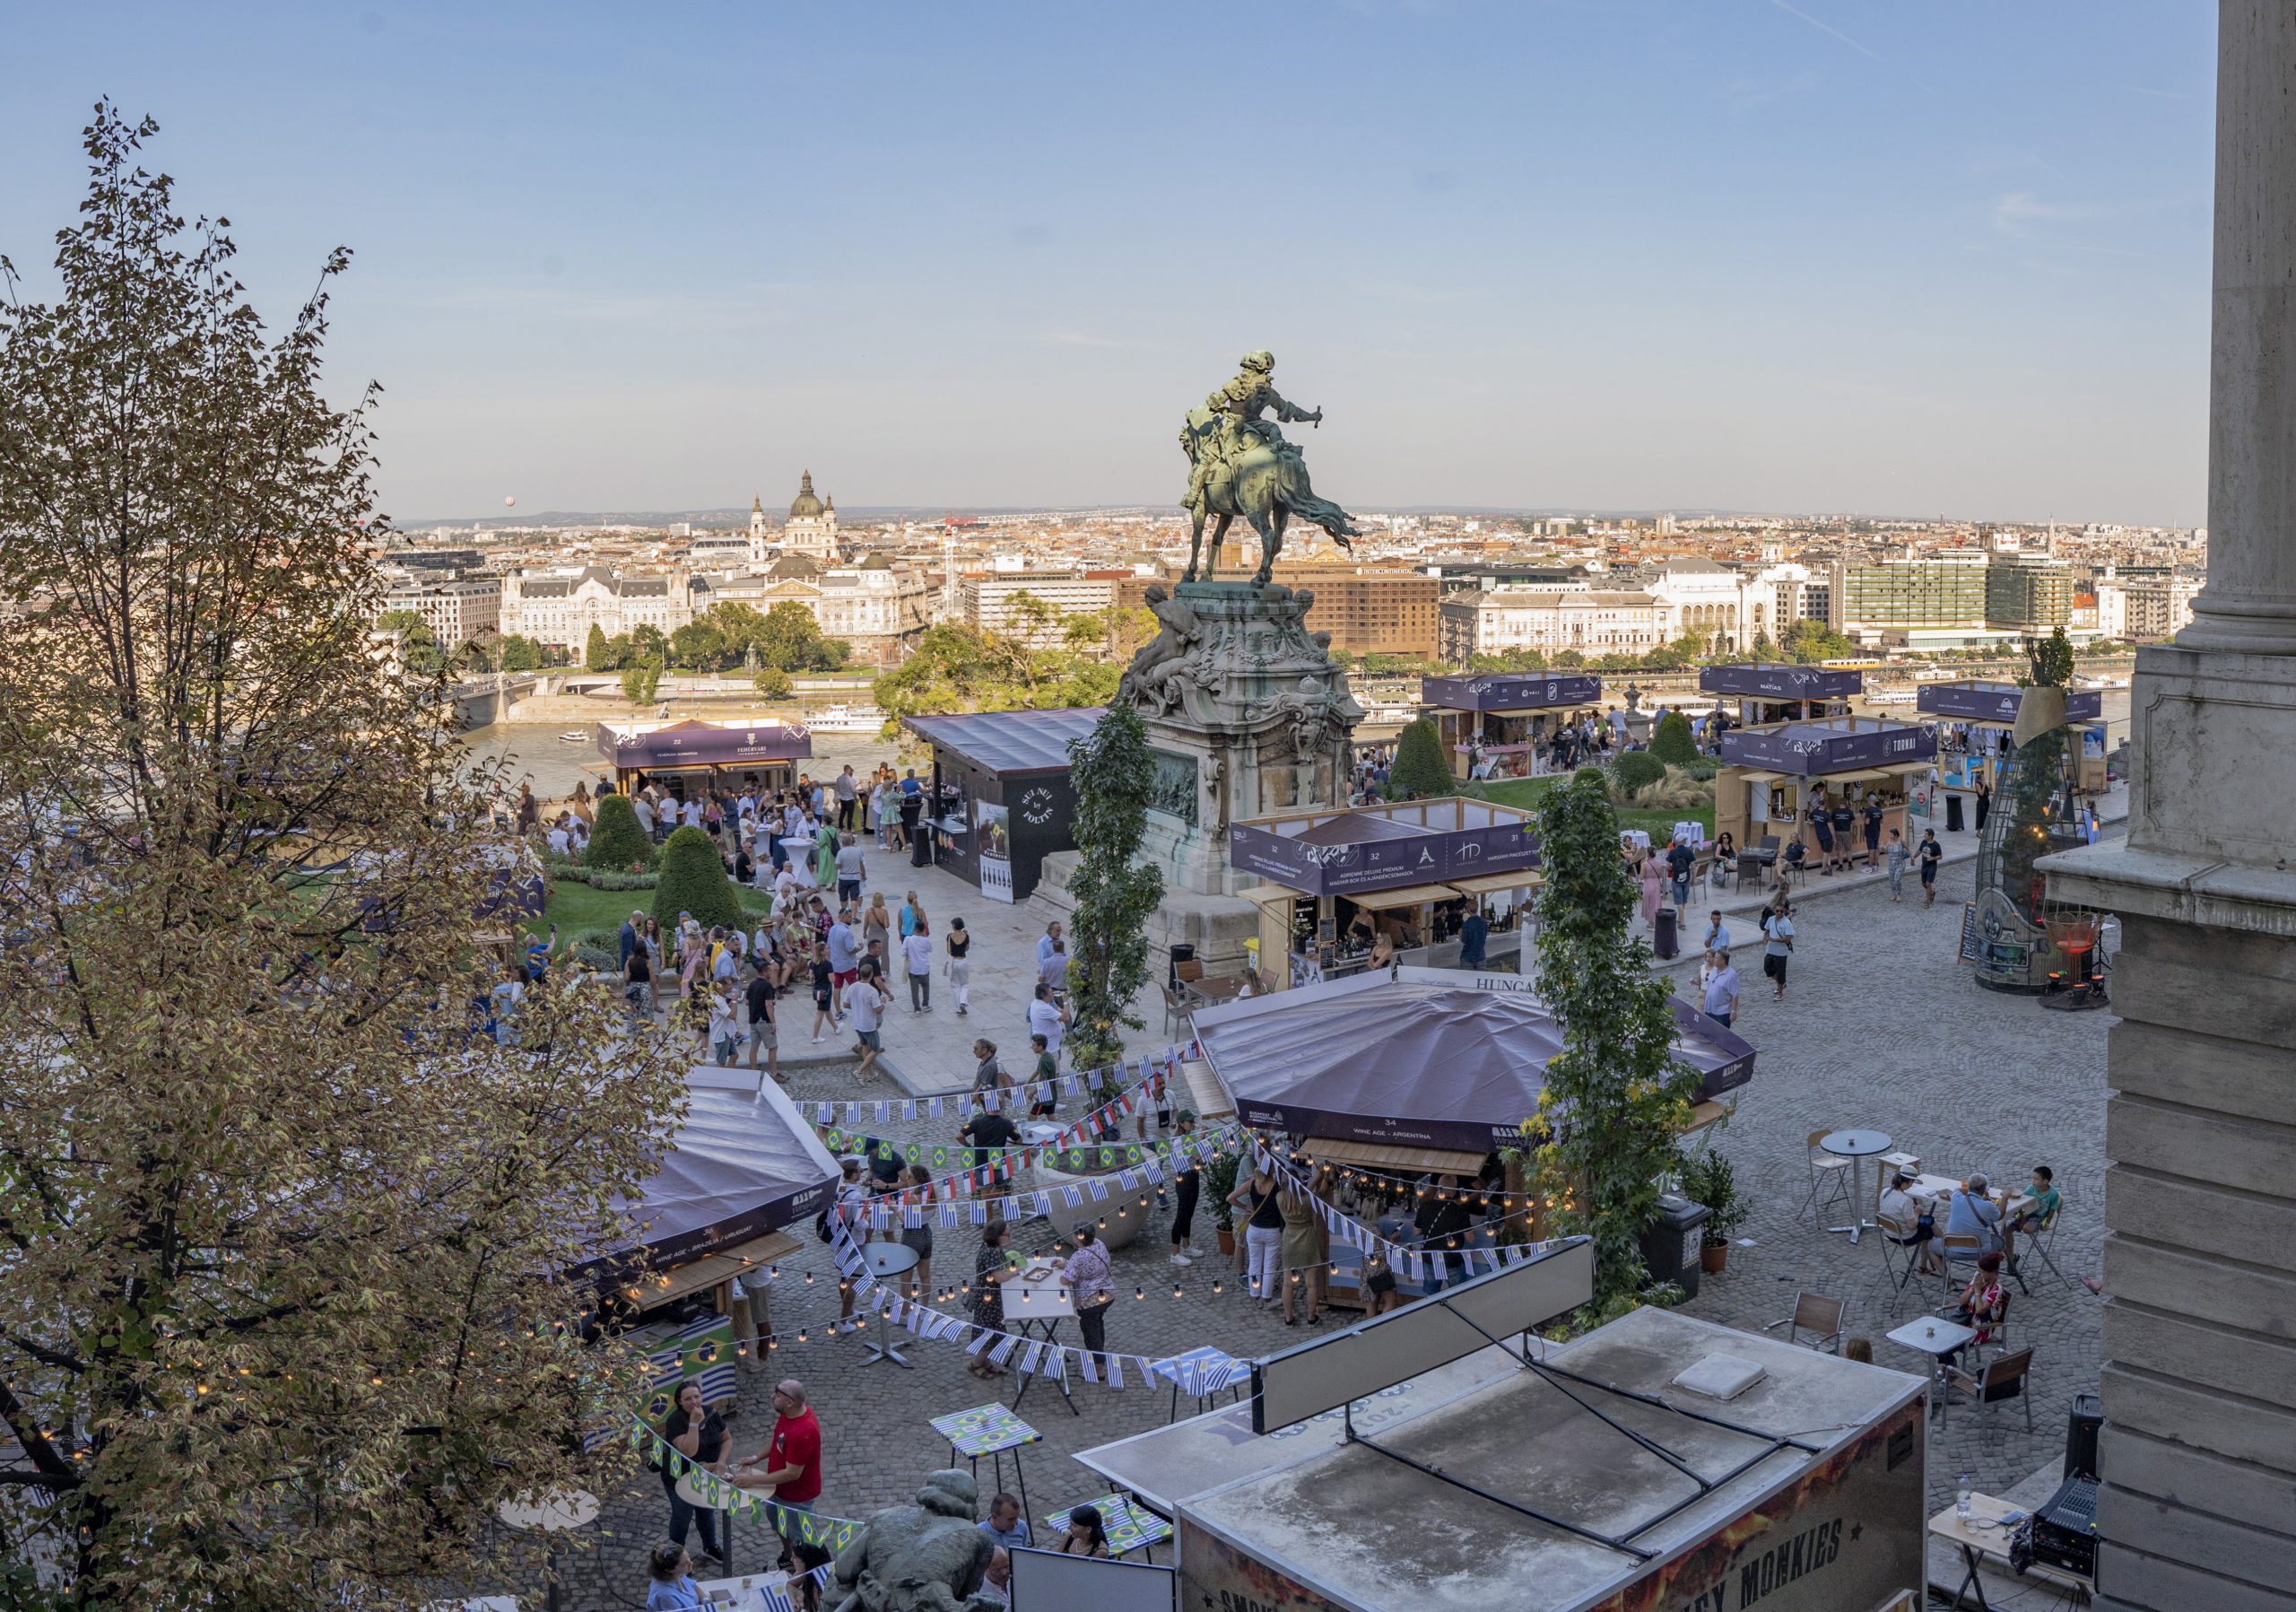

left=734, top=1379, right=822, bottom=1520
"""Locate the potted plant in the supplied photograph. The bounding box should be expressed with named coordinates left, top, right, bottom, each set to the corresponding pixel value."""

left=1683, top=1151, right=1746, bottom=1274
left=1204, top=1150, right=1240, bottom=1258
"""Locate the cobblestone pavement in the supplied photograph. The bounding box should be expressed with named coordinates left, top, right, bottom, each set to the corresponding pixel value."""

left=497, top=830, right=2111, bottom=1610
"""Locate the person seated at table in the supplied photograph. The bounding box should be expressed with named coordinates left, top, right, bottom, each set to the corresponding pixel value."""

left=1944, top=1172, right=2005, bottom=1257
left=646, top=1543, right=702, bottom=1611
left=1946, top=1251, right=2011, bottom=1363
left=1878, top=1172, right=1945, bottom=1277
left=2005, top=1164, right=2060, bottom=1265
left=1711, top=832, right=1738, bottom=877
left=1056, top=1504, right=1113, bottom=1559
left=979, top=1492, right=1031, bottom=1552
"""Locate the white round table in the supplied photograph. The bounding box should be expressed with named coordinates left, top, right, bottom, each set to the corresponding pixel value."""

left=860, top=1241, right=918, bottom=1368
left=1820, top=1129, right=1892, bottom=1243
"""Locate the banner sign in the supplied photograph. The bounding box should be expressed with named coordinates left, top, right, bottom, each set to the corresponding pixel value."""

left=1720, top=722, right=1935, bottom=777
left=1229, top=820, right=1540, bottom=898
left=1916, top=682, right=2102, bottom=724
left=1698, top=664, right=1864, bottom=700
left=1420, top=673, right=1602, bottom=712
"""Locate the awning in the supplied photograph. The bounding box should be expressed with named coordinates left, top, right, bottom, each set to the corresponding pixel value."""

left=648, top=1229, right=803, bottom=1308
left=1882, top=760, right=1935, bottom=775
left=1181, top=1058, right=1234, bottom=1121
left=1343, top=883, right=1462, bottom=911
left=1831, top=768, right=1889, bottom=782
left=1733, top=770, right=1783, bottom=785
left=1232, top=884, right=1300, bottom=905
left=1300, top=1137, right=1491, bottom=1177
left=1450, top=869, right=1544, bottom=897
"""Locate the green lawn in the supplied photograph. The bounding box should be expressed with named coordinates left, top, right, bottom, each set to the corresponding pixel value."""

left=1468, top=774, right=1715, bottom=840
left=526, top=872, right=777, bottom=949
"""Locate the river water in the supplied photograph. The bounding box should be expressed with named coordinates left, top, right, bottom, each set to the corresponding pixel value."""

left=456, top=721, right=914, bottom=798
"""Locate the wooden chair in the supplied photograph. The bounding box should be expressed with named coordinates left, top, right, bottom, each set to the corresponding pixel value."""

left=1943, top=1346, right=2034, bottom=1433
left=1766, top=1291, right=1846, bottom=1354
left=1174, top=958, right=1204, bottom=985
left=1799, top=1129, right=1855, bottom=1222
left=1936, top=1231, right=1985, bottom=1302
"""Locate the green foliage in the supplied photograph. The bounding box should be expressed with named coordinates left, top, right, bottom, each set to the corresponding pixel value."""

left=2023, top=625, right=2074, bottom=689
left=1783, top=619, right=1857, bottom=665
left=1466, top=647, right=1548, bottom=673
left=619, top=659, right=663, bottom=706
left=632, top=623, right=669, bottom=666
left=376, top=608, right=444, bottom=675
left=652, top=824, right=742, bottom=931
left=1522, top=770, right=1700, bottom=1312
left=752, top=666, right=794, bottom=698
left=1751, top=631, right=1776, bottom=659
left=585, top=622, right=613, bottom=670
left=757, top=600, right=849, bottom=672
left=1649, top=710, right=1696, bottom=765
left=669, top=618, right=726, bottom=671
left=1386, top=718, right=1455, bottom=799
left=1682, top=754, right=1719, bottom=781
left=1610, top=750, right=1666, bottom=795
left=1679, top=1149, right=1747, bottom=1248
left=1063, top=706, right=1164, bottom=1074
left=1204, top=1150, right=1242, bottom=1232
left=494, top=633, right=544, bottom=672
left=583, top=793, right=652, bottom=871
left=872, top=620, right=1117, bottom=724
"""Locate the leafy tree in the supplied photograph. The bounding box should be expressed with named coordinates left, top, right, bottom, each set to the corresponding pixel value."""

left=585, top=792, right=651, bottom=870
left=2023, top=625, right=2074, bottom=690
left=752, top=665, right=794, bottom=698
left=1519, top=771, right=1700, bottom=1313
left=1386, top=718, right=1455, bottom=799
left=377, top=606, right=444, bottom=675
left=621, top=659, right=663, bottom=706
left=1649, top=710, right=1696, bottom=765
left=1063, top=706, right=1164, bottom=1075
left=669, top=618, right=726, bottom=671
left=631, top=623, right=670, bottom=666
left=1783, top=619, right=1857, bottom=665
left=585, top=621, right=613, bottom=669
left=652, top=823, right=742, bottom=930
left=495, top=632, right=544, bottom=672
left=0, top=106, right=686, bottom=1609
left=872, top=620, right=1117, bottom=726
left=1751, top=631, right=1776, bottom=659
left=758, top=599, right=848, bottom=672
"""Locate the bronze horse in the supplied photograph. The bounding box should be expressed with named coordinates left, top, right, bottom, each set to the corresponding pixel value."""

left=1180, top=410, right=1360, bottom=586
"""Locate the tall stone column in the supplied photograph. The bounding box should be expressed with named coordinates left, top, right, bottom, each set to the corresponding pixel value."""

left=2039, top=6, right=2296, bottom=1608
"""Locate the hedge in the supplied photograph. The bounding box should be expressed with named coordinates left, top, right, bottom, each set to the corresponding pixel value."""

left=1650, top=710, right=1697, bottom=766
left=1611, top=751, right=1667, bottom=796
left=1386, top=718, right=1456, bottom=800
left=584, top=794, right=651, bottom=872
left=652, top=824, right=744, bottom=931
left=549, top=860, right=659, bottom=892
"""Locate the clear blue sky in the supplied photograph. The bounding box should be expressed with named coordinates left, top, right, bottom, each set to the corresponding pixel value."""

left=1, top=2, right=2218, bottom=525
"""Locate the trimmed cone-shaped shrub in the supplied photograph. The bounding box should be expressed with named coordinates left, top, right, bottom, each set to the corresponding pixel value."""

left=652, top=824, right=743, bottom=931
left=584, top=793, right=651, bottom=871
left=1610, top=750, right=1666, bottom=796
left=1650, top=710, right=1696, bottom=766
left=1387, top=718, right=1455, bottom=799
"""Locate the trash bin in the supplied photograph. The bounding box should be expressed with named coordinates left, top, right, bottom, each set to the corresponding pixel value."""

left=1945, top=793, right=1965, bottom=833
left=1653, top=906, right=1679, bottom=961
left=1640, top=1192, right=1713, bottom=1301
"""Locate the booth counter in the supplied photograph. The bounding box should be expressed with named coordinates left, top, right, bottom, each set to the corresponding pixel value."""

left=1917, top=681, right=2109, bottom=797
left=1421, top=672, right=1605, bottom=780
left=1716, top=718, right=1936, bottom=872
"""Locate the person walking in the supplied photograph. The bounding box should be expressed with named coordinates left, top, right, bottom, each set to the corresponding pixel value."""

left=845, top=964, right=890, bottom=1080
left=745, top=961, right=779, bottom=1081
left=902, top=916, right=934, bottom=1012
left=1761, top=902, right=1794, bottom=1001
left=969, top=1219, right=1015, bottom=1380
left=1883, top=828, right=1909, bottom=903
left=1700, top=949, right=1739, bottom=1027
left=1639, top=855, right=1664, bottom=930
left=1060, top=1223, right=1115, bottom=1375
left=807, top=941, right=837, bottom=1044
left=945, top=917, right=972, bottom=1015
left=1917, top=829, right=1943, bottom=906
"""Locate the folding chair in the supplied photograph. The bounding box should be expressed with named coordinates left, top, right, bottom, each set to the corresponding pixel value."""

left=1798, top=1129, right=1855, bottom=1223
left=1943, top=1346, right=2034, bottom=1434
left=1764, top=1291, right=1845, bottom=1354
left=2013, top=1192, right=2075, bottom=1294
left=1936, top=1232, right=1984, bottom=1303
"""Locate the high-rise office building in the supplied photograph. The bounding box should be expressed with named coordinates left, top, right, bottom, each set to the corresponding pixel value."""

left=1983, top=554, right=2075, bottom=632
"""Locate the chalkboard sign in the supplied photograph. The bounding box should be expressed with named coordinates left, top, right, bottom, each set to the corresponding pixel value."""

left=1959, top=902, right=1982, bottom=963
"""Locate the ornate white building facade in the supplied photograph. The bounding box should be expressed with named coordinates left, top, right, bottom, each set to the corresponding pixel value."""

left=749, top=469, right=839, bottom=565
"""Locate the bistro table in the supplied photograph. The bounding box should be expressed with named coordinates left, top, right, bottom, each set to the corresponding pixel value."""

left=930, top=1403, right=1042, bottom=1517
left=1044, top=1493, right=1174, bottom=1562
left=1004, top=1257, right=1079, bottom=1417
left=1147, top=1346, right=1251, bottom=1423
left=1820, top=1130, right=1892, bottom=1243
left=1886, top=1313, right=1976, bottom=1419
left=858, top=1242, right=919, bottom=1369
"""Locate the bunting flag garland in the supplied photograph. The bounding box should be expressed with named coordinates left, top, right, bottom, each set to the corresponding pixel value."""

left=813, top=1119, right=1241, bottom=1212
left=633, top=1414, right=858, bottom=1556
left=802, top=1046, right=1186, bottom=1133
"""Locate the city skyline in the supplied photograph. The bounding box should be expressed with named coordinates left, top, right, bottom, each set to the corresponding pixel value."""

left=3, top=2, right=2220, bottom=525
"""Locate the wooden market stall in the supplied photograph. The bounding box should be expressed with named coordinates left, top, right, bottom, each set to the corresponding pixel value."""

left=1419, top=672, right=1604, bottom=780
left=593, top=717, right=813, bottom=799
left=901, top=707, right=1105, bottom=903
left=1715, top=717, right=1938, bottom=874
left=1697, top=662, right=1863, bottom=727
left=1916, top=680, right=2108, bottom=795
left=1227, top=797, right=1542, bottom=989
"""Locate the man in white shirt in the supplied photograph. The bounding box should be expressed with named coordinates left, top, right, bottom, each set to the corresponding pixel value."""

left=1761, top=904, right=1795, bottom=1000
left=683, top=796, right=704, bottom=830
left=632, top=795, right=655, bottom=840
left=1026, top=982, right=1065, bottom=1059
left=844, top=966, right=889, bottom=1078
left=1700, top=953, right=1738, bottom=1027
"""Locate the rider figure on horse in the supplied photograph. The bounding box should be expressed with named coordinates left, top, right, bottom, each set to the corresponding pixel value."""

left=1181, top=350, right=1322, bottom=512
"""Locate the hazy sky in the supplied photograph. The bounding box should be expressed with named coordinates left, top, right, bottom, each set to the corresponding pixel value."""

left=2, top=2, right=2217, bottom=525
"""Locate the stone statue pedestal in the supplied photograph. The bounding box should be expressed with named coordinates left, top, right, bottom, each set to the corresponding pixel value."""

left=1032, top=580, right=1363, bottom=974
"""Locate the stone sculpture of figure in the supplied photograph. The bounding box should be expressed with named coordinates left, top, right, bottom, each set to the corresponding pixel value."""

left=829, top=1468, right=1001, bottom=1612
left=1118, top=585, right=1203, bottom=713
left=1623, top=683, right=1645, bottom=712
left=1178, top=352, right=1361, bottom=586
left=1268, top=676, right=1334, bottom=768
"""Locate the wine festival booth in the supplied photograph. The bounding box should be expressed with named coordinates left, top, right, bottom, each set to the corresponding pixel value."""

left=1075, top=1280, right=1926, bottom=1612
left=1917, top=680, right=2108, bottom=796
left=579, top=1069, right=840, bottom=1407
left=902, top=707, right=1104, bottom=904
left=1715, top=717, right=1937, bottom=873
left=1188, top=968, right=1755, bottom=1307
left=1420, top=672, right=1604, bottom=780
left=594, top=717, right=813, bottom=798
left=1698, top=662, right=1863, bottom=727
left=1227, top=797, right=1542, bottom=986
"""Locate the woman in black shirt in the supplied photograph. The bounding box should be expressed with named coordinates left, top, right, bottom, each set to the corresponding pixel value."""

left=659, top=1381, right=727, bottom=1563
left=624, top=940, right=654, bottom=1023
left=945, top=917, right=971, bottom=1016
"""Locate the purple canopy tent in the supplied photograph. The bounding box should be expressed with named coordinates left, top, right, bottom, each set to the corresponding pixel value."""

left=576, top=1076, right=839, bottom=1280
left=1191, top=967, right=1755, bottom=1155
left=1916, top=680, right=2103, bottom=726
left=595, top=718, right=814, bottom=791
left=1697, top=664, right=1864, bottom=701
left=1420, top=673, right=1604, bottom=713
